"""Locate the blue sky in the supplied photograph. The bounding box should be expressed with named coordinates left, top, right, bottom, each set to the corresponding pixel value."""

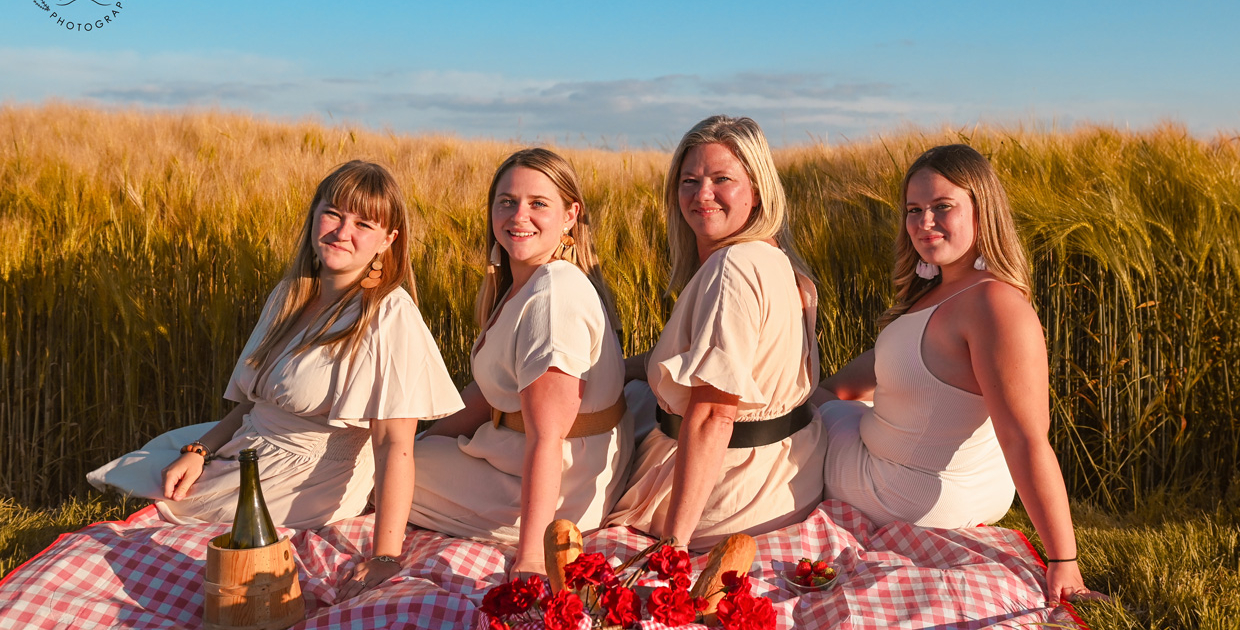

left=2, top=1, right=1237, bottom=148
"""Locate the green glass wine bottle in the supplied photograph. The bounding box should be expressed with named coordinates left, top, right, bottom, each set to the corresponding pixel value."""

left=228, top=448, right=279, bottom=549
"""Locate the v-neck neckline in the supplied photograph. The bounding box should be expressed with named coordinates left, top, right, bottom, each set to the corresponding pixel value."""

left=249, top=297, right=347, bottom=396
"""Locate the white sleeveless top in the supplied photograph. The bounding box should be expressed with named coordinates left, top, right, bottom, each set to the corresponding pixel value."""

left=822, top=282, right=1016, bottom=528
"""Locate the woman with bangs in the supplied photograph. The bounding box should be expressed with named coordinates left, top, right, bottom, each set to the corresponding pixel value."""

left=89, top=160, right=464, bottom=596
left=814, top=144, right=1102, bottom=604
left=606, top=115, right=825, bottom=552
left=408, top=148, right=634, bottom=578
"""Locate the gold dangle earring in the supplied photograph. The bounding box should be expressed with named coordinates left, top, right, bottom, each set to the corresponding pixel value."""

left=359, top=256, right=383, bottom=289
left=554, top=227, right=577, bottom=265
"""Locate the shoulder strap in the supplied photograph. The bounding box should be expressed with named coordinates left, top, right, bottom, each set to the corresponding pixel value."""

left=935, top=279, right=996, bottom=307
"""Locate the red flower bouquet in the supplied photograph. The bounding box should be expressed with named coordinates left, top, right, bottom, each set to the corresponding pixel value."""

left=479, top=521, right=777, bottom=629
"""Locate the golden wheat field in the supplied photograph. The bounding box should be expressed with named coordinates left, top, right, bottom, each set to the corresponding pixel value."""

left=2, top=102, right=1239, bottom=513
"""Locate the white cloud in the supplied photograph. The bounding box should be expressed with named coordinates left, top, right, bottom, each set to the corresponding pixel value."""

left=9, top=46, right=1219, bottom=147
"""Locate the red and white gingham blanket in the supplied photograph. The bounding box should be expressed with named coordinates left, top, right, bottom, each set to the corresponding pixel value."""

left=0, top=500, right=1085, bottom=629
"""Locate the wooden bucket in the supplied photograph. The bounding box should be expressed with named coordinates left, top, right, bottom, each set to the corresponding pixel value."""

left=204, top=533, right=305, bottom=630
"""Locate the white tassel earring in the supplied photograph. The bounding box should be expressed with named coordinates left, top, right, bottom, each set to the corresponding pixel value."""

left=915, top=260, right=940, bottom=280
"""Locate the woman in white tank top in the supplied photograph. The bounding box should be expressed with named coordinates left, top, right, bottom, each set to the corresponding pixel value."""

left=814, top=144, right=1104, bottom=605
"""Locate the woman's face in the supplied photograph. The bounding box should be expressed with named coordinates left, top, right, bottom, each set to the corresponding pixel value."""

left=312, top=200, right=398, bottom=283
left=904, top=168, right=978, bottom=268
left=491, top=166, right=579, bottom=273
left=677, top=143, right=758, bottom=255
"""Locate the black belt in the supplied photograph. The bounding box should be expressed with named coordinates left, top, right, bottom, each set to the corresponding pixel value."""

left=656, top=401, right=814, bottom=448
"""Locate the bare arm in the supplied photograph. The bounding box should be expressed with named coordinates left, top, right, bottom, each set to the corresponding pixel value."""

left=967, top=286, right=1103, bottom=604
left=624, top=351, right=650, bottom=383
left=661, top=385, right=740, bottom=547
left=810, top=349, right=877, bottom=407
left=338, top=416, right=419, bottom=600
left=511, top=367, right=583, bottom=577
left=419, top=381, right=490, bottom=438
left=161, top=401, right=254, bottom=500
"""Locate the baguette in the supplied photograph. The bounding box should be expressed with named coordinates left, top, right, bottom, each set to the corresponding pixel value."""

left=543, top=519, right=583, bottom=593
left=690, top=533, right=757, bottom=625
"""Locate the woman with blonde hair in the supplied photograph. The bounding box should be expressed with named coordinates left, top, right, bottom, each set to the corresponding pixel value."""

left=607, top=115, right=825, bottom=552
left=89, top=160, right=464, bottom=597
left=409, top=148, right=634, bottom=577
left=815, top=144, right=1103, bottom=603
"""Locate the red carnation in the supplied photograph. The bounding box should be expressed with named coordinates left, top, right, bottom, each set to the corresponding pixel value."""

left=481, top=576, right=544, bottom=618
left=541, top=590, right=586, bottom=630
left=647, top=585, right=699, bottom=626
left=671, top=573, right=691, bottom=591
left=646, top=546, right=692, bottom=581
left=487, top=617, right=510, bottom=630
left=482, top=582, right=521, bottom=617
left=563, top=552, right=614, bottom=590
left=717, top=591, right=777, bottom=630
left=721, top=570, right=752, bottom=594
left=511, top=575, right=545, bottom=609
left=599, top=585, right=642, bottom=627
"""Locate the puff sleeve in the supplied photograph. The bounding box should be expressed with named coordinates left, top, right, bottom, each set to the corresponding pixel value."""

left=653, top=246, right=769, bottom=413
left=328, top=289, right=465, bottom=425
left=512, top=263, right=603, bottom=391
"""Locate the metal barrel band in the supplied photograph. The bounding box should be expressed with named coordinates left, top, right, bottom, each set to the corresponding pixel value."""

left=205, top=571, right=297, bottom=597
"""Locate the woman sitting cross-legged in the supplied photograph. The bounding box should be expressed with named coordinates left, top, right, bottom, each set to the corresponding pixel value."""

left=814, top=144, right=1105, bottom=604
left=408, top=148, right=634, bottom=578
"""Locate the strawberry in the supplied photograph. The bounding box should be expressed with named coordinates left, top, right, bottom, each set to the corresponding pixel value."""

left=812, top=560, right=829, bottom=575
left=795, top=560, right=813, bottom=578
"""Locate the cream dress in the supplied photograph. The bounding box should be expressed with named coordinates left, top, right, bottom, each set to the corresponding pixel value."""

left=607, top=241, right=825, bottom=552
left=87, top=286, right=464, bottom=529
left=821, top=282, right=1015, bottom=528
left=409, top=261, right=634, bottom=543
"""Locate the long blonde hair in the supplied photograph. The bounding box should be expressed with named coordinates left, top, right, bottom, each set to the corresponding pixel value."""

left=248, top=160, right=414, bottom=368
left=475, top=148, right=618, bottom=328
left=664, top=115, right=814, bottom=293
left=879, top=144, right=1031, bottom=329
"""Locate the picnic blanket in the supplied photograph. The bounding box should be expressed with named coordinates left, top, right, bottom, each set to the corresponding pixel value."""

left=0, top=500, right=1085, bottom=629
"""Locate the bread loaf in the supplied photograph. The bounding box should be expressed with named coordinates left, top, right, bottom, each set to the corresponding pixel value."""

left=690, top=533, right=756, bottom=624
left=543, top=519, right=583, bottom=593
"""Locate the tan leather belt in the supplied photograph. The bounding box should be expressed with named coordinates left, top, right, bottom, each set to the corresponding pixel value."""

left=491, top=397, right=627, bottom=438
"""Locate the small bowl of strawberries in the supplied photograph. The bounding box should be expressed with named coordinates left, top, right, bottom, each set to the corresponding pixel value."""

left=784, top=557, right=838, bottom=595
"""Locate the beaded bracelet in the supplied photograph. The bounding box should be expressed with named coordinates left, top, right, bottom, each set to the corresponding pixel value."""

left=1046, top=556, right=1077, bottom=563
left=179, top=441, right=212, bottom=462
